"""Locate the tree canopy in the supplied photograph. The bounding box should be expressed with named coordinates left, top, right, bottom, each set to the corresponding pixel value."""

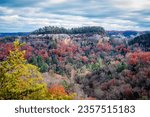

left=32, top=26, right=105, bottom=35
left=0, top=40, right=47, bottom=99
left=0, top=40, right=75, bottom=100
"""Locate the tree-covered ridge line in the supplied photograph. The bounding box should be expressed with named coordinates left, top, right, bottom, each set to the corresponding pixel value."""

left=129, top=33, right=150, bottom=51
left=32, top=26, right=105, bottom=35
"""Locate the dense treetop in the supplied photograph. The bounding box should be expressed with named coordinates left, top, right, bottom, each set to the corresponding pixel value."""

left=32, top=26, right=105, bottom=35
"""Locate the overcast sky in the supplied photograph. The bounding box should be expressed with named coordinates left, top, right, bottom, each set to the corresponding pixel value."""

left=0, top=0, right=150, bottom=32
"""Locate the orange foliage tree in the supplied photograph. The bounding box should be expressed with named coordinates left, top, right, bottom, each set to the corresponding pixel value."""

left=126, top=52, right=150, bottom=65
left=48, top=84, right=75, bottom=100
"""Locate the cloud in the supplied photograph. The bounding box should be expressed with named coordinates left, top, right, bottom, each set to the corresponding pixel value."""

left=0, top=0, right=150, bottom=32
left=112, top=0, right=150, bottom=11
left=37, top=0, right=68, bottom=7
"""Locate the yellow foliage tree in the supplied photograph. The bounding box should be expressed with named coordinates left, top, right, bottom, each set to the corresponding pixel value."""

left=0, top=40, right=47, bottom=99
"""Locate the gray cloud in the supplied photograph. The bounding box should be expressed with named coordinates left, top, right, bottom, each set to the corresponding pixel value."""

left=0, top=0, right=150, bottom=32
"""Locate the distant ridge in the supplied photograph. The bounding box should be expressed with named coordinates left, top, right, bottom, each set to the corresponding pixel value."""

left=0, top=32, right=30, bottom=38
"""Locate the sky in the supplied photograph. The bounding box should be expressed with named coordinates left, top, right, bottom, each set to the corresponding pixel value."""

left=0, top=0, right=150, bottom=32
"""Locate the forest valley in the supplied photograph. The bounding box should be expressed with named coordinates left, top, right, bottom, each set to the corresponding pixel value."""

left=0, top=26, right=150, bottom=100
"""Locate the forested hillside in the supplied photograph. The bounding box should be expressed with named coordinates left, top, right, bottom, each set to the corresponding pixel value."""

left=0, top=26, right=150, bottom=100
left=129, top=33, right=150, bottom=51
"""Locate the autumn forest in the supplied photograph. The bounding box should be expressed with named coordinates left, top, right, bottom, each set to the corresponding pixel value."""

left=0, top=26, right=150, bottom=100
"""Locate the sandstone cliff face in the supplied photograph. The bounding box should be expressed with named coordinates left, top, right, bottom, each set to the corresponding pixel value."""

left=21, top=33, right=109, bottom=45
